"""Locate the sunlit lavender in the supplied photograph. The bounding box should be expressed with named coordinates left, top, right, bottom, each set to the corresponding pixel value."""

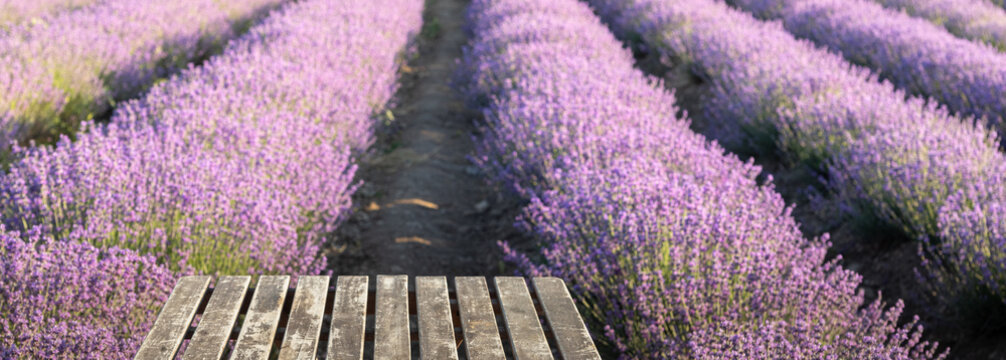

left=0, top=0, right=284, bottom=149
left=2, top=0, right=1005, bottom=357
left=872, top=0, right=1006, bottom=52
left=0, top=0, right=421, bottom=356
left=0, top=0, right=97, bottom=26
left=727, top=0, right=1006, bottom=142
left=462, top=0, right=943, bottom=357
left=590, top=0, right=1006, bottom=313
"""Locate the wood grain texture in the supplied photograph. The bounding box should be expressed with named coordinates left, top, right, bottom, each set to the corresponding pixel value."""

left=182, top=276, right=251, bottom=360
left=134, top=276, right=211, bottom=360
left=231, top=276, right=291, bottom=360
left=531, top=277, right=600, bottom=360
left=140, top=275, right=602, bottom=360
left=328, top=276, right=368, bottom=360
left=374, top=275, right=410, bottom=360
left=277, top=276, right=329, bottom=360
left=455, top=277, right=505, bottom=360
left=494, top=277, right=552, bottom=360
left=416, top=276, right=459, bottom=360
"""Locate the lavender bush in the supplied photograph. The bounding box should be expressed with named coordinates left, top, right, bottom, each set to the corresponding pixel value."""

left=587, top=0, right=1006, bottom=327
left=0, top=227, right=174, bottom=358
left=0, top=0, right=98, bottom=27
left=0, top=0, right=422, bottom=356
left=871, top=0, right=1006, bottom=52
left=2, top=0, right=422, bottom=274
left=725, top=0, right=1006, bottom=143
left=462, top=0, right=943, bottom=357
left=0, top=0, right=284, bottom=149
left=922, top=187, right=1006, bottom=320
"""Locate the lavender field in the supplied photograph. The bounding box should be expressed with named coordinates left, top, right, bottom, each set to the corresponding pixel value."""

left=2, top=0, right=1006, bottom=358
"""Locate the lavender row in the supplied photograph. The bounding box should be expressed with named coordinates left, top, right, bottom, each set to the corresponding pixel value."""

left=872, top=0, right=1006, bottom=52
left=726, top=0, right=1006, bottom=142
left=0, top=0, right=284, bottom=149
left=1, top=0, right=423, bottom=277
left=589, top=0, right=1006, bottom=327
left=462, top=0, right=941, bottom=357
left=0, top=0, right=98, bottom=27
left=0, top=0, right=423, bottom=356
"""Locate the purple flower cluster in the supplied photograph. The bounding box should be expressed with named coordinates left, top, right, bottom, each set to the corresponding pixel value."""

left=589, top=0, right=1006, bottom=326
left=0, top=0, right=421, bottom=356
left=462, top=0, right=942, bottom=357
left=926, top=185, right=1006, bottom=312
left=0, top=0, right=284, bottom=148
left=726, top=0, right=1006, bottom=142
left=0, top=227, right=174, bottom=358
left=872, top=0, right=1006, bottom=52
left=0, top=0, right=97, bottom=26
left=2, top=0, right=421, bottom=274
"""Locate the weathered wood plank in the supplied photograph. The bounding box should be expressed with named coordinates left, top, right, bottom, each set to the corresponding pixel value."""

left=231, top=276, right=291, bottom=360
left=182, top=276, right=251, bottom=360
left=374, top=275, right=410, bottom=360
left=494, top=277, right=552, bottom=360
left=416, top=276, right=459, bottom=360
left=455, top=277, right=505, bottom=360
left=327, top=276, right=368, bottom=360
left=134, top=276, right=211, bottom=360
left=277, top=276, right=329, bottom=360
left=133, top=277, right=210, bottom=357
left=531, top=277, right=600, bottom=360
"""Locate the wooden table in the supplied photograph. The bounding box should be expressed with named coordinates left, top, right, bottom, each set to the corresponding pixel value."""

left=134, top=275, right=601, bottom=359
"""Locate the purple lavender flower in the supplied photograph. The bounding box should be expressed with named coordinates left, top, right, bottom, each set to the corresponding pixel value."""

left=0, top=227, right=174, bottom=359
left=0, top=0, right=286, bottom=148
left=2, top=0, right=422, bottom=274
left=0, top=0, right=98, bottom=27
left=872, top=0, right=1006, bottom=52
left=726, top=0, right=1006, bottom=143
left=589, top=0, right=1006, bottom=331
left=922, top=184, right=1006, bottom=313
left=462, top=0, right=943, bottom=357
left=0, top=0, right=422, bottom=356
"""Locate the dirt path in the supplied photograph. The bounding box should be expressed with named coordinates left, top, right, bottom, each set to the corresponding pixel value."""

left=326, top=0, right=517, bottom=277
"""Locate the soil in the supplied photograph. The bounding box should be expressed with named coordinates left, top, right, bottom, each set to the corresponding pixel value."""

left=632, top=46, right=1006, bottom=359
left=324, top=0, right=525, bottom=277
